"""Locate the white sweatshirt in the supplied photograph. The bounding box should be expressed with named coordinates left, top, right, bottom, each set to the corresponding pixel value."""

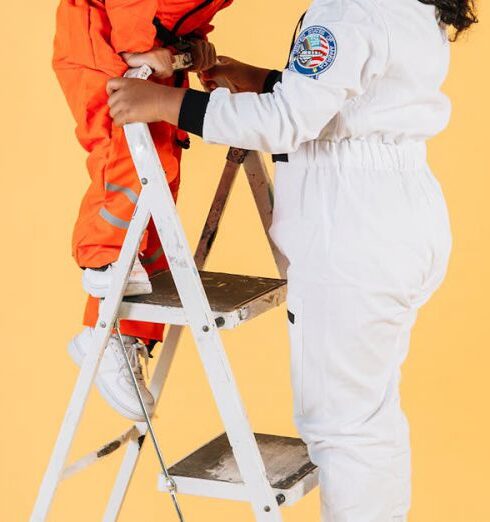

left=180, top=0, right=451, bottom=153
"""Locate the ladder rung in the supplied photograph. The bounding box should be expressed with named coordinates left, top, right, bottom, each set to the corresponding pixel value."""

left=158, top=433, right=319, bottom=507
left=120, top=271, right=287, bottom=329
left=60, top=427, right=140, bottom=480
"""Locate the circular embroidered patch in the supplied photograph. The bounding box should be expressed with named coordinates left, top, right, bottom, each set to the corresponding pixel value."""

left=289, top=25, right=338, bottom=79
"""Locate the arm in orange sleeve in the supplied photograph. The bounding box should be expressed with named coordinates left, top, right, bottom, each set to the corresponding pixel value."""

left=105, top=0, right=158, bottom=54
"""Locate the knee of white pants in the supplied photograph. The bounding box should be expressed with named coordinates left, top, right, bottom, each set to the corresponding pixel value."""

left=286, top=284, right=414, bottom=522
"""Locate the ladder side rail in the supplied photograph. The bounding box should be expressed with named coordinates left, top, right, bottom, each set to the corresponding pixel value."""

left=104, top=150, right=242, bottom=521
left=211, top=76, right=288, bottom=278
left=125, top=120, right=282, bottom=521
left=194, top=153, right=242, bottom=267
left=243, top=152, right=288, bottom=279
left=31, top=193, right=152, bottom=522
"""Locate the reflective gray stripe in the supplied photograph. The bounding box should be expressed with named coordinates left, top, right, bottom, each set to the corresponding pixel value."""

left=99, top=208, right=130, bottom=230
left=141, top=247, right=164, bottom=266
left=105, top=182, right=139, bottom=205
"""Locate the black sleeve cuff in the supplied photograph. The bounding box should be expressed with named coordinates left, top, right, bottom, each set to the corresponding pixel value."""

left=178, top=89, right=211, bottom=138
left=262, top=69, right=283, bottom=93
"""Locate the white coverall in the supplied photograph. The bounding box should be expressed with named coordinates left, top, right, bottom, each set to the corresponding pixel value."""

left=182, top=0, right=453, bottom=519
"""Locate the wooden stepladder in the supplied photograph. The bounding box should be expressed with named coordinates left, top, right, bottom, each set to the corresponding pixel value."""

left=31, top=66, right=319, bottom=522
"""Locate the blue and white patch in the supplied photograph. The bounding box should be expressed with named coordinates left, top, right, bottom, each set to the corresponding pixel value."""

left=289, top=26, right=337, bottom=79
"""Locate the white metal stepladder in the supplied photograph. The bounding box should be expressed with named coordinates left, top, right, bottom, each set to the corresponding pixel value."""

left=31, top=65, right=319, bottom=521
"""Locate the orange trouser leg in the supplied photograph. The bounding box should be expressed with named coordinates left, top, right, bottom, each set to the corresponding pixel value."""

left=78, top=122, right=182, bottom=343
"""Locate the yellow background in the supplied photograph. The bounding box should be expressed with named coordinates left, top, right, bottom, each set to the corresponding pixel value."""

left=1, top=1, right=489, bottom=521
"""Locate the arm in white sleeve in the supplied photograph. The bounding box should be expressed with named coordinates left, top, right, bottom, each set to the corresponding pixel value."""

left=179, top=0, right=389, bottom=153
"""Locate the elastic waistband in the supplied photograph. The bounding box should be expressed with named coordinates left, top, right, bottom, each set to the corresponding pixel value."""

left=287, top=140, right=428, bottom=171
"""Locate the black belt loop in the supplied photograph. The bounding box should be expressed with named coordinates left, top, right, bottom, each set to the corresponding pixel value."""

left=272, top=154, right=289, bottom=163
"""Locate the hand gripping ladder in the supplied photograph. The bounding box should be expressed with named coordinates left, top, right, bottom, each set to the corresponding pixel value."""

left=31, top=66, right=319, bottom=522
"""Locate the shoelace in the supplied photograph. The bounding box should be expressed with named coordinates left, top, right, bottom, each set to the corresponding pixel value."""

left=122, top=340, right=150, bottom=384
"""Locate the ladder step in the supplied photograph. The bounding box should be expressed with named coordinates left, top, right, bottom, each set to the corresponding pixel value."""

left=120, top=271, right=287, bottom=329
left=158, top=433, right=318, bottom=506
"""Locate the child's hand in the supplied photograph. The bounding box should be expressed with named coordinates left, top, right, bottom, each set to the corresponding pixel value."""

left=122, top=48, right=175, bottom=80
left=189, top=39, right=217, bottom=72
left=107, top=78, right=164, bottom=126
left=107, top=78, right=185, bottom=127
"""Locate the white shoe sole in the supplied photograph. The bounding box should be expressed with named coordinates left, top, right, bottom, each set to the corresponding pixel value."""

left=82, top=276, right=153, bottom=299
left=68, top=337, right=153, bottom=422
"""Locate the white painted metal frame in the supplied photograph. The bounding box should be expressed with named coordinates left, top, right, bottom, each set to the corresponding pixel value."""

left=31, top=65, right=288, bottom=522
left=117, top=280, right=287, bottom=329
left=104, top=152, right=286, bottom=522
left=157, top=468, right=319, bottom=508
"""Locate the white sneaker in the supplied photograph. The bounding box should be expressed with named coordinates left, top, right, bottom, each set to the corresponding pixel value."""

left=68, top=327, right=155, bottom=422
left=82, top=256, right=152, bottom=298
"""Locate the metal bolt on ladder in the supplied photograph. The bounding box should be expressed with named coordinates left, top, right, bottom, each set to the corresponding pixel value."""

left=31, top=65, right=319, bottom=522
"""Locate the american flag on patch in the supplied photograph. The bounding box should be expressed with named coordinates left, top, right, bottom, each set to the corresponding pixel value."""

left=297, top=34, right=330, bottom=69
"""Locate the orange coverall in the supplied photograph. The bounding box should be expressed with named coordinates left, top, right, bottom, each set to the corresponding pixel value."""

left=53, top=0, right=232, bottom=342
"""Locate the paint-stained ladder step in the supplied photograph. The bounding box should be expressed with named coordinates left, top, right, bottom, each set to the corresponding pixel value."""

left=119, top=271, right=287, bottom=329
left=158, top=434, right=319, bottom=507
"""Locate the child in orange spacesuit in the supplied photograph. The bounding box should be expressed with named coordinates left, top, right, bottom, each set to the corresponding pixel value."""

left=53, top=0, right=232, bottom=420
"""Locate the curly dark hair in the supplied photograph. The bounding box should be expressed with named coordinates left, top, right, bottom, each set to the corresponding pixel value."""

left=419, top=0, right=478, bottom=40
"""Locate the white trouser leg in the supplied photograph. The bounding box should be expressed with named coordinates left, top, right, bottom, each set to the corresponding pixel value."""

left=270, top=141, right=452, bottom=522
left=287, top=279, right=416, bottom=522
